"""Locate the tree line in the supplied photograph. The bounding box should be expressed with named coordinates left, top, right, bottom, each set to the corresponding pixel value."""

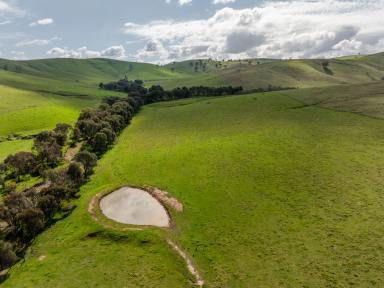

left=0, top=123, right=101, bottom=275
left=99, top=77, right=295, bottom=103
left=0, top=91, right=144, bottom=276
left=99, top=77, right=244, bottom=102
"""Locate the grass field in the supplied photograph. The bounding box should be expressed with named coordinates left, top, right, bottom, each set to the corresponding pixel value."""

left=288, top=81, right=384, bottom=118
left=0, top=85, right=98, bottom=137
left=0, top=140, right=33, bottom=162
left=4, top=91, right=384, bottom=287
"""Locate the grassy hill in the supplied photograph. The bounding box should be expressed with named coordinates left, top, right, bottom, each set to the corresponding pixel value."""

left=1, top=52, right=384, bottom=92
left=161, top=53, right=384, bottom=89
left=287, top=81, right=384, bottom=119
left=1, top=53, right=384, bottom=286
left=4, top=89, right=384, bottom=287
left=0, top=53, right=383, bottom=163
left=0, top=58, right=185, bottom=85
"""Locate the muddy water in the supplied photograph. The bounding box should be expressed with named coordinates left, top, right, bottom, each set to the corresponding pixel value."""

left=100, top=187, right=170, bottom=227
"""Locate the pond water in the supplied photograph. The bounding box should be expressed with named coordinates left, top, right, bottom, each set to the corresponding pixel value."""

left=99, top=187, right=170, bottom=227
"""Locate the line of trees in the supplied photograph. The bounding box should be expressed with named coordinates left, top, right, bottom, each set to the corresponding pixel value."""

left=100, top=78, right=295, bottom=104
left=73, top=96, right=143, bottom=154
left=0, top=94, right=144, bottom=276
left=99, top=78, right=244, bottom=103
left=0, top=124, right=100, bottom=276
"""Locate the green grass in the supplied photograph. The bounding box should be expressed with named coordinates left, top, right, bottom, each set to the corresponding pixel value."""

left=0, top=58, right=186, bottom=85
left=160, top=53, right=384, bottom=90
left=287, top=81, right=384, bottom=118
left=0, top=140, right=33, bottom=162
left=5, top=91, right=384, bottom=287
left=0, top=85, right=97, bottom=137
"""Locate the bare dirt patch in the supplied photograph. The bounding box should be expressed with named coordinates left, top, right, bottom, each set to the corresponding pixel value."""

left=167, top=239, right=204, bottom=287
left=38, top=255, right=46, bottom=261
left=145, top=186, right=183, bottom=212
left=64, top=143, right=82, bottom=163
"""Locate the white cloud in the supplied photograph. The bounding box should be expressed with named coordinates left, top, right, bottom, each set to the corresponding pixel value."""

left=123, top=0, right=384, bottom=63
left=165, top=0, right=192, bottom=4
left=16, top=37, right=60, bottom=47
left=47, top=45, right=126, bottom=59
left=30, top=18, right=54, bottom=27
left=178, top=0, right=192, bottom=6
left=0, top=0, right=23, bottom=15
left=100, top=45, right=126, bottom=58
left=0, top=20, right=10, bottom=25
left=213, top=0, right=236, bottom=4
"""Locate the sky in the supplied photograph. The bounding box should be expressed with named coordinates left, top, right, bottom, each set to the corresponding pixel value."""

left=0, top=0, right=383, bottom=63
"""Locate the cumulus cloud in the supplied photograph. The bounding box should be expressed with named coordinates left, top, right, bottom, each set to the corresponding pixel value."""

left=46, top=45, right=126, bottom=59
left=30, top=18, right=54, bottom=27
left=213, top=0, right=236, bottom=4
left=123, top=0, right=384, bottom=63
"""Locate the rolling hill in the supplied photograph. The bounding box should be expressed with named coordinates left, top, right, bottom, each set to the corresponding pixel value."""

left=1, top=52, right=384, bottom=287
left=4, top=90, right=384, bottom=287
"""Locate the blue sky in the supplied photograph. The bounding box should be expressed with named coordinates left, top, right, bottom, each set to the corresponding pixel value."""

left=0, top=0, right=383, bottom=63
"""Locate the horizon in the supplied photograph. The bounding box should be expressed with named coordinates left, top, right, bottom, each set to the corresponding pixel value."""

left=0, top=51, right=378, bottom=66
left=0, top=0, right=383, bottom=64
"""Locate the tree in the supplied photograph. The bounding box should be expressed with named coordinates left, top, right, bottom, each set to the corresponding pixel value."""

left=105, top=115, right=125, bottom=132
left=76, top=119, right=101, bottom=139
left=67, top=162, right=85, bottom=184
left=35, top=142, right=62, bottom=168
left=100, top=128, right=116, bottom=144
left=37, top=195, right=59, bottom=219
left=15, top=208, right=45, bottom=241
left=4, top=152, right=37, bottom=180
left=53, top=123, right=71, bottom=146
left=74, top=151, right=97, bottom=176
left=91, top=132, right=108, bottom=153
left=0, top=241, right=17, bottom=270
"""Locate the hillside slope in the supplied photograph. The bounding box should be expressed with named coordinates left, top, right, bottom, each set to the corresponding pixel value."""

left=1, top=53, right=384, bottom=92
left=0, top=58, right=185, bottom=85
left=161, top=53, right=384, bottom=89
left=4, top=91, right=384, bottom=287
